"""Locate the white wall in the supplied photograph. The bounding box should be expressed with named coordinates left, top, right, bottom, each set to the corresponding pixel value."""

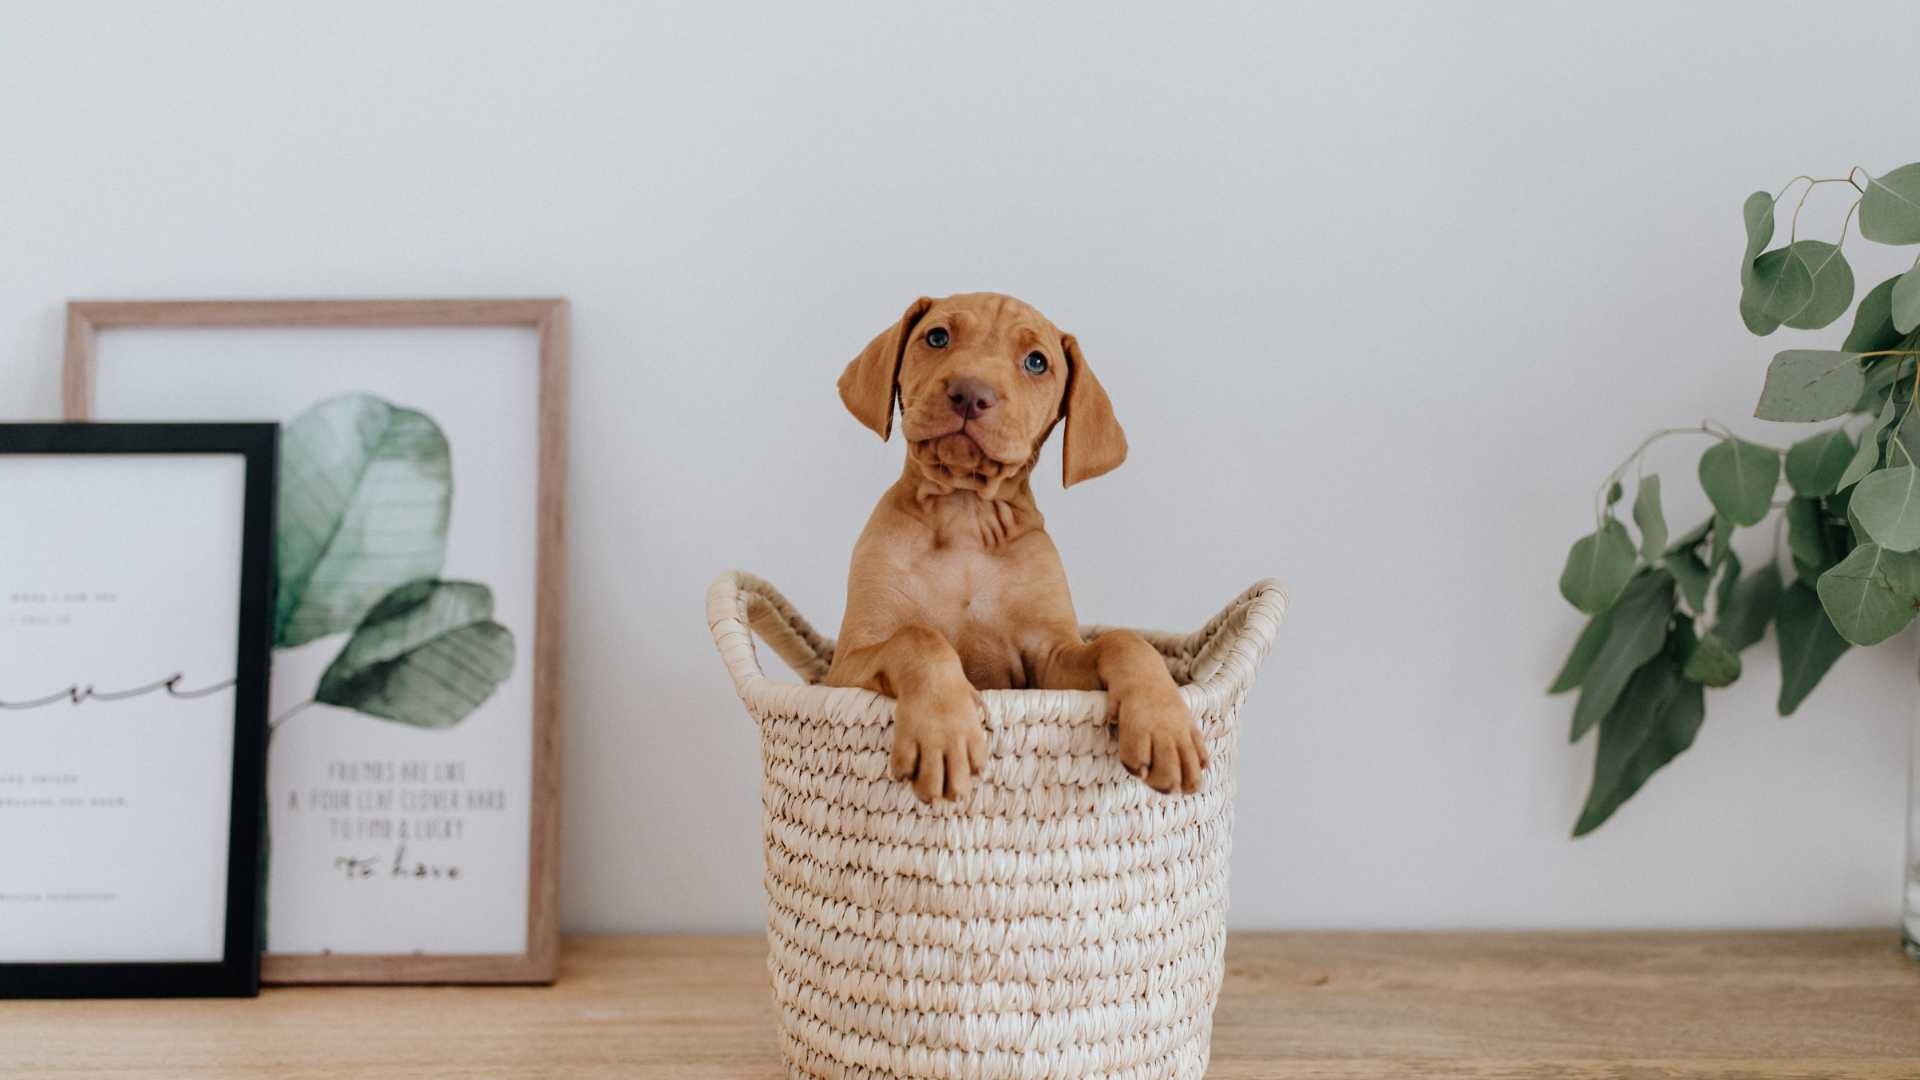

left=3, top=0, right=1916, bottom=932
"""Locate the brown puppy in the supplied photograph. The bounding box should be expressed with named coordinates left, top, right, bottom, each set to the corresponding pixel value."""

left=826, top=292, right=1207, bottom=802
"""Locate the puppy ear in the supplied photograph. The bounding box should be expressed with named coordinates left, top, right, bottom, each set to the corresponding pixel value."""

left=1060, top=333, right=1128, bottom=487
left=838, top=297, right=933, bottom=440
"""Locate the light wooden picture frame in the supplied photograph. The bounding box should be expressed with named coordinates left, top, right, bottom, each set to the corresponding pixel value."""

left=65, top=299, right=567, bottom=985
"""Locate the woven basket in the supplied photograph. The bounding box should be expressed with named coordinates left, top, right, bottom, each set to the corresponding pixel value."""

left=707, top=572, right=1287, bottom=1079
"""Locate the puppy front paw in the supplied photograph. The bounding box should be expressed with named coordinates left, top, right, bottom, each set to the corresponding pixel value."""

left=1113, top=686, right=1209, bottom=794
left=889, top=684, right=988, bottom=803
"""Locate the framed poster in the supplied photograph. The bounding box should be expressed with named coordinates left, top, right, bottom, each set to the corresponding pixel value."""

left=0, top=423, right=273, bottom=998
left=66, top=299, right=568, bottom=985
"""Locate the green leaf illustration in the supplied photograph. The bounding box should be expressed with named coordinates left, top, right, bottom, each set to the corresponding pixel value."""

left=1784, top=429, right=1854, bottom=497
left=1698, top=437, right=1780, bottom=527
left=277, top=394, right=452, bottom=647
left=1559, top=519, right=1637, bottom=615
left=1815, top=543, right=1920, bottom=646
left=1851, top=465, right=1920, bottom=552
left=1571, top=571, right=1675, bottom=742
left=1776, top=582, right=1850, bottom=716
left=1861, top=164, right=1920, bottom=245
left=1755, top=351, right=1866, bottom=422
left=316, top=580, right=516, bottom=729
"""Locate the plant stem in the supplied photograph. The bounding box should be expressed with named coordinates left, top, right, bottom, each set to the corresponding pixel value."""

left=1593, top=426, right=1722, bottom=527
left=270, top=699, right=315, bottom=730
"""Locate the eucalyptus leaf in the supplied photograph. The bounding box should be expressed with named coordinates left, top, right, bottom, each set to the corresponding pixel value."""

left=1740, top=246, right=1811, bottom=336
left=1861, top=164, right=1920, bottom=245
left=1815, top=542, right=1920, bottom=646
left=1698, top=437, right=1780, bottom=527
left=315, top=580, right=516, bottom=729
left=1717, top=563, right=1782, bottom=651
left=1572, top=571, right=1676, bottom=742
left=1572, top=626, right=1704, bottom=837
left=1671, top=550, right=1712, bottom=612
left=1897, top=410, right=1920, bottom=468
left=1665, top=518, right=1712, bottom=556
left=1894, top=271, right=1920, bottom=334
left=1549, top=608, right=1614, bottom=695
left=1851, top=465, right=1920, bottom=551
left=1632, top=475, right=1667, bottom=561
left=1710, top=514, right=1734, bottom=571
left=1786, top=497, right=1840, bottom=578
left=1740, top=191, right=1774, bottom=285
left=1776, top=582, right=1850, bottom=716
left=1559, top=518, right=1638, bottom=614
left=1839, top=400, right=1896, bottom=490
left=1844, top=277, right=1908, bottom=354
left=1682, top=631, right=1741, bottom=688
left=1755, top=351, right=1866, bottom=422
left=1781, top=241, right=1854, bottom=331
left=276, top=394, right=452, bottom=647
left=1713, top=547, right=1743, bottom=615
left=1784, top=429, right=1855, bottom=496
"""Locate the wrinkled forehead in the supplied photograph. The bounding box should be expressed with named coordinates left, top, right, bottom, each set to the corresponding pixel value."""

left=926, top=294, right=1059, bottom=350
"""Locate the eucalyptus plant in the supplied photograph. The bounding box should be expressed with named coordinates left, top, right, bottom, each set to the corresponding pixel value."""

left=1553, top=162, right=1920, bottom=835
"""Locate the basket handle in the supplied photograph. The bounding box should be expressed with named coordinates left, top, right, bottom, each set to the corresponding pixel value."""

left=707, top=571, right=836, bottom=697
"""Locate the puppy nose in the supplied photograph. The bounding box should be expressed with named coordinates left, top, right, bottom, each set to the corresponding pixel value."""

left=946, top=377, right=997, bottom=419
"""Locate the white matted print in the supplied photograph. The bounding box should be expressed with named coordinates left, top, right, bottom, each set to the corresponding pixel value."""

left=0, top=455, right=245, bottom=963
left=74, top=303, right=566, bottom=982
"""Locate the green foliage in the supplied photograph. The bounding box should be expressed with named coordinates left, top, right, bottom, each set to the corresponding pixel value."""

left=1682, top=632, right=1742, bottom=688
left=1670, top=550, right=1713, bottom=612
left=1553, top=162, right=1920, bottom=835
left=1851, top=465, right=1920, bottom=551
left=1839, top=399, right=1895, bottom=490
left=1755, top=351, right=1865, bottom=422
left=1697, top=437, right=1780, bottom=525
left=1776, top=582, right=1851, bottom=715
left=1861, top=164, right=1920, bottom=244
left=1815, top=543, right=1920, bottom=645
left=1717, top=564, right=1782, bottom=651
left=1559, top=519, right=1637, bottom=614
left=1632, top=476, right=1668, bottom=560
left=1573, top=622, right=1705, bottom=837
left=1844, top=277, right=1908, bottom=353
left=1785, top=429, right=1854, bottom=496
left=1570, top=571, right=1675, bottom=743
left=1549, top=608, right=1614, bottom=695
left=1893, top=272, right=1920, bottom=334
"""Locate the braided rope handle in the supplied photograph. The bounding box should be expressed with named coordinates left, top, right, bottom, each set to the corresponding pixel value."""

left=708, top=571, right=1287, bottom=711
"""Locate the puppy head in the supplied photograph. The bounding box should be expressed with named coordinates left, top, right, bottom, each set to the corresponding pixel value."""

left=837, top=292, right=1127, bottom=491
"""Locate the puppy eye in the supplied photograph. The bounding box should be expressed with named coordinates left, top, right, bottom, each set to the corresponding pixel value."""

left=1023, top=351, right=1049, bottom=375
left=925, top=327, right=950, bottom=348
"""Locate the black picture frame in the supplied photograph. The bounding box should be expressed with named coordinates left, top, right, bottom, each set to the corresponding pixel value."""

left=0, top=423, right=275, bottom=998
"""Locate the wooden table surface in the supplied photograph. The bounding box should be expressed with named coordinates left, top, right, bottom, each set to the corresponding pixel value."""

left=6, top=932, right=1920, bottom=1078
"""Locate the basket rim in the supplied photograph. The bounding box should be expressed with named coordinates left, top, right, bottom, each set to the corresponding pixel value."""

left=707, top=572, right=1287, bottom=723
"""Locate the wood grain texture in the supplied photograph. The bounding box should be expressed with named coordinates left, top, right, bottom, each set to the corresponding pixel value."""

left=62, top=298, right=569, bottom=986
left=5, top=932, right=1918, bottom=1078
